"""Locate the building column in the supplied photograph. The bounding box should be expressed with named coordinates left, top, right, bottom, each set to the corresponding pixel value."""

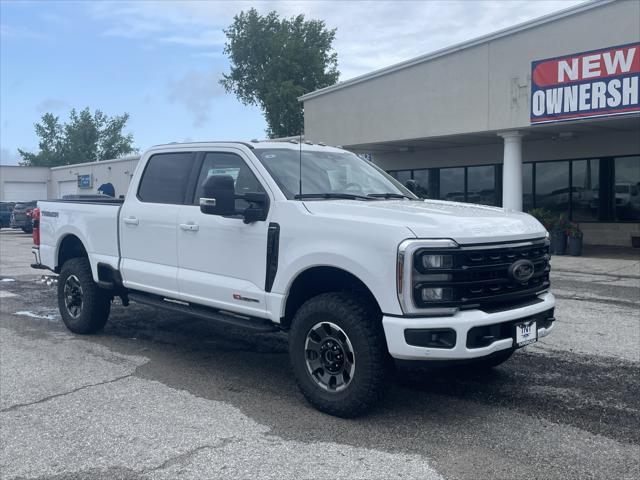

left=499, top=131, right=524, bottom=211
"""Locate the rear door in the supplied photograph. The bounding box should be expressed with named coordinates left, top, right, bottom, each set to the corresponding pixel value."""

left=119, top=152, right=196, bottom=296
left=176, top=149, right=271, bottom=317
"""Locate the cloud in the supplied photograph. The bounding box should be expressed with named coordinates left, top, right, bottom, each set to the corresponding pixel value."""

left=35, top=98, right=71, bottom=113
left=167, top=69, right=225, bottom=127
left=0, top=24, right=45, bottom=39
left=0, top=148, right=21, bottom=166
left=86, top=0, right=585, bottom=80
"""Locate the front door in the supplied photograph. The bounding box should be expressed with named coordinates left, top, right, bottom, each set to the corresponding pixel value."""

left=177, top=150, right=271, bottom=318
left=120, top=152, right=196, bottom=296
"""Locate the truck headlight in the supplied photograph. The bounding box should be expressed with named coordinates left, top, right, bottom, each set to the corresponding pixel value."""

left=397, top=239, right=459, bottom=316
left=420, top=254, right=453, bottom=270
left=421, top=287, right=453, bottom=302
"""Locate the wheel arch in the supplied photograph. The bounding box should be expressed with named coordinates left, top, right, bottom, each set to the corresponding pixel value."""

left=56, top=234, right=88, bottom=273
left=280, top=265, right=381, bottom=330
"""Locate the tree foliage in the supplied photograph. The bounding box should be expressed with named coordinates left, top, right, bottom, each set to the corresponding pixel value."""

left=221, top=9, right=339, bottom=138
left=18, top=108, right=136, bottom=167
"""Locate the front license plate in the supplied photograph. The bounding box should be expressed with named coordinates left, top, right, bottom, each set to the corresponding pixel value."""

left=515, top=321, right=537, bottom=347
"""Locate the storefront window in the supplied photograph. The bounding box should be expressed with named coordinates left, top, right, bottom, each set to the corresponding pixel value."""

left=467, top=165, right=497, bottom=206
left=571, top=159, right=599, bottom=221
left=523, top=163, right=533, bottom=212
left=412, top=169, right=430, bottom=198
left=614, top=156, right=640, bottom=221
left=535, top=161, right=569, bottom=218
left=439, top=167, right=465, bottom=202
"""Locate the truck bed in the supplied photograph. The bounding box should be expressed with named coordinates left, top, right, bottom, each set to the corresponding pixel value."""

left=37, top=199, right=122, bottom=277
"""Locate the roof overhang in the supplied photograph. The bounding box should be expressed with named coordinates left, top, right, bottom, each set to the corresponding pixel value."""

left=299, top=0, right=612, bottom=102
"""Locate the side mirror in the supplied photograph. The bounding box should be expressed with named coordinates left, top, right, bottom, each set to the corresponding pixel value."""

left=200, top=175, right=236, bottom=216
left=242, top=192, right=268, bottom=223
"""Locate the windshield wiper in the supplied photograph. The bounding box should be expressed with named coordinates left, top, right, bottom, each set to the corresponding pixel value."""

left=367, top=193, right=413, bottom=200
left=294, top=193, right=374, bottom=201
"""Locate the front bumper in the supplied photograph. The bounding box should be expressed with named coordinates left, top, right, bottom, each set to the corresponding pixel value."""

left=383, top=292, right=555, bottom=361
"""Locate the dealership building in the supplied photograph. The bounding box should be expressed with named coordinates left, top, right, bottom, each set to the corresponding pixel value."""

left=301, top=0, right=640, bottom=246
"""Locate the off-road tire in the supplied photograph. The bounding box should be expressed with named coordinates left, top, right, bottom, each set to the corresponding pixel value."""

left=58, top=257, right=111, bottom=334
left=470, top=348, right=515, bottom=369
left=289, top=292, right=387, bottom=417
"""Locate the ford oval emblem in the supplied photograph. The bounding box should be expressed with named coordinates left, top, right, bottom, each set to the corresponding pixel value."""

left=509, top=259, right=535, bottom=283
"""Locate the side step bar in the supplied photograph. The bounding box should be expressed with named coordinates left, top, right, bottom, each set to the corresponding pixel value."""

left=128, top=292, right=279, bottom=333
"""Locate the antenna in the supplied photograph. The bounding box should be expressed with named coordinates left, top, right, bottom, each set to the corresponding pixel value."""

left=299, top=132, right=303, bottom=197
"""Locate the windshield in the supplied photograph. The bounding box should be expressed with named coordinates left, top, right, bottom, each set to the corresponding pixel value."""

left=253, top=148, right=416, bottom=200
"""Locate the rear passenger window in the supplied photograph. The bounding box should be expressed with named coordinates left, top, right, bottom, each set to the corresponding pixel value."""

left=137, top=153, right=195, bottom=204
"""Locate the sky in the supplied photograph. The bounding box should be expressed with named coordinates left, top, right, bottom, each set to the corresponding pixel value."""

left=0, top=0, right=585, bottom=165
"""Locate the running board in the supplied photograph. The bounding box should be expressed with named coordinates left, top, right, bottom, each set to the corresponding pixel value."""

left=127, top=292, right=279, bottom=333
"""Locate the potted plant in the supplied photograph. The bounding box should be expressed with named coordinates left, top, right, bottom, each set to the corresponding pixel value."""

left=565, top=221, right=583, bottom=256
left=632, top=235, right=640, bottom=248
left=528, top=208, right=561, bottom=254
left=550, top=214, right=570, bottom=255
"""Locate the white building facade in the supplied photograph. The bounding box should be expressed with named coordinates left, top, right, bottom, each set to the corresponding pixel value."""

left=0, top=156, right=140, bottom=202
left=301, top=0, right=640, bottom=246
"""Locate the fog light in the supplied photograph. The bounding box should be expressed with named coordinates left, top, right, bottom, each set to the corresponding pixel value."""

left=421, top=287, right=453, bottom=301
left=422, top=254, right=453, bottom=269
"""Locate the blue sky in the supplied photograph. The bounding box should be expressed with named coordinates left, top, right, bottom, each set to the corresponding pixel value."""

left=1, top=0, right=583, bottom=165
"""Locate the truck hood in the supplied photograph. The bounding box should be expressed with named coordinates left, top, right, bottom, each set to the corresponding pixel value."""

left=302, top=199, right=546, bottom=244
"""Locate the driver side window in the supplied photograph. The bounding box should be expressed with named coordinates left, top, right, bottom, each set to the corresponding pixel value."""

left=195, top=152, right=265, bottom=210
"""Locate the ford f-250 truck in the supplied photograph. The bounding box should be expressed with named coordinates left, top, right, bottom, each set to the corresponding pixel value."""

left=32, top=141, right=555, bottom=417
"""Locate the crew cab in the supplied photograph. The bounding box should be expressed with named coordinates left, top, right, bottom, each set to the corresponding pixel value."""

left=32, top=141, right=555, bottom=417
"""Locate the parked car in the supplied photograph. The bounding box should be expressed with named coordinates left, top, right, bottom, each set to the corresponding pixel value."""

left=10, top=200, right=37, bottom=233
left=0, top=202, right=16, bottom=228
left=32, top=141, right=555, bottom=417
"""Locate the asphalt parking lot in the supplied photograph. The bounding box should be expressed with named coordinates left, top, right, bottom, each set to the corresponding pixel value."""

left=1, top=228, right=639, bottom=480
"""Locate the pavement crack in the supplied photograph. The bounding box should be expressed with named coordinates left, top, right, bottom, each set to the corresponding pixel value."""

left=0, top=373, right=133, bottom=413
left=142, top=437, right=237, bottom=474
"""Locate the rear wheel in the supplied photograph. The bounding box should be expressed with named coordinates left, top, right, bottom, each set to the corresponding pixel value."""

left=289, top=292, right=387, bottom=417
left=22, top=226, right=32, bottom=234
left=57, top=257, right=111, bottom=334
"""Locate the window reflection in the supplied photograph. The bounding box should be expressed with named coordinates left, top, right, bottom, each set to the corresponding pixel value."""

left=614, top=156, right=640, bottom=221
left=572, top=159, right=599, bottom=221
left=535, top=161, right=570, bottom=218
left=523, top=163, right=533, bottom=212
left=412, top=170, right=430, bottom=198
left=467, top=165, right=497, bottom=206
left=439, top=168, right=465, bottom=202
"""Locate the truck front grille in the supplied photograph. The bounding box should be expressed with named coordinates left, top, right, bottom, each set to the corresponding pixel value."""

left=412, top=239, right=550, bottom=311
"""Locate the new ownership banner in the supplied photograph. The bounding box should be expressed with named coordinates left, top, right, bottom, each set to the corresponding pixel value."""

left=530, top=43, right=639, bottom=124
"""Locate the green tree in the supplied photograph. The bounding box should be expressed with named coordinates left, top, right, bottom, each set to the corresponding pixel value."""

left=18, top=107, right=136, bottom=167
left=221, top=9, right=339, bottom=138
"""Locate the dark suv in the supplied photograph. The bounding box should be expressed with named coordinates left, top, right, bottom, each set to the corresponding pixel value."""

left=0, top=202, right=15, bottom=228
left=10, top=200, right=37, bottom=233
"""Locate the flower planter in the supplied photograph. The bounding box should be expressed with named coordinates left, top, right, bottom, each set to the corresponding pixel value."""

left=568, top=235, right=583, bottom=256
left=550, top=230, right=566, bottom=255
left=632, top=236, right=640, bottom=248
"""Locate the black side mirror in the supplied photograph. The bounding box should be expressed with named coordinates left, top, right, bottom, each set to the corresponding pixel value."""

left=200, top=175, right=236, bottom=216
left=242, top=192, right=268, bottom=223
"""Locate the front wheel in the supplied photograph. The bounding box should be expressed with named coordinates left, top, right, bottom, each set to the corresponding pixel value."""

left=289, top=292, right=387, bottom=417
left=57, top=257, right=111, bottom=334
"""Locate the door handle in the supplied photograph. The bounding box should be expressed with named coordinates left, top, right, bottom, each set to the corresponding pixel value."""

left=123, top=217, right=139, bottom=225
left=179, top=223, right=199, bottom=232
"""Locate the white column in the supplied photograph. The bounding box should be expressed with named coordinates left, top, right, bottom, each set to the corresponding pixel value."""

left=499, top=131, right=524, bottom=212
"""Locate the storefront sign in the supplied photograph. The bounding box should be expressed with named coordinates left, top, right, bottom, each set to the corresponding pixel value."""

left=77, top=174, right=92, bottom=189
left=531, top=43, right=639, bottom=124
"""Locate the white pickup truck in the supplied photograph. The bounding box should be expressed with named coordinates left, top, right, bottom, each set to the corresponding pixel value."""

left=32, top=141, right=555, bottom=417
